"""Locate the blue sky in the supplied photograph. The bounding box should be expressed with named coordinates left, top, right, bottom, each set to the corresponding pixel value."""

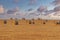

left=0, top=0, right=54, bottom=11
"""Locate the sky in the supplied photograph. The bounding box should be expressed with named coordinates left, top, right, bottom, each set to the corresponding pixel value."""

left=0, top=0, right=54, bottom=10
left=0, top=0, right=60, bottom=20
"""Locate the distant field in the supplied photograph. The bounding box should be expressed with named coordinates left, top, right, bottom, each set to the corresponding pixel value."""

left=0, top=19, right=60, bottom=40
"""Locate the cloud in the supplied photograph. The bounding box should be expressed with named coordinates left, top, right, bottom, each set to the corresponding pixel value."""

left=6, top=7, right=27, bottom=19
left=44, top=6, right=60, bottom=19
left=7, top=7, right=20, bottom=15
left=7, top=10, right=16, bottom=14
left=36, top=5, right=60, bottom=16
left=0, top=5, right=4, bottom=13
left=37, top=5, right=47, bottom=12
left=54, top=6, right=60, bottom=12
left=36, top=5, right=49, bottom=16
left=47, top=6, right=60, bottom=16
left=50, top=0, right=60, bottom=17
left=52, top=0, right=60, bottom=6
left=44, top=10, right=54, bottom=16
left=27, top=8, right=33, bottom=11
left=52, top=6, right=60, bottom=16
left=24, top=5, right=50, bottom=19
left=24, top=10, right=42, bottom=19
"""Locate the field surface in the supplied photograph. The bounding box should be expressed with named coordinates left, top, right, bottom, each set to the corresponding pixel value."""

left=0, top=20, right=60, bottom=40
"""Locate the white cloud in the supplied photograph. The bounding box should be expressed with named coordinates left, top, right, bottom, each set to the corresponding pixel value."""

left=0, top=5, right=4, bottom=13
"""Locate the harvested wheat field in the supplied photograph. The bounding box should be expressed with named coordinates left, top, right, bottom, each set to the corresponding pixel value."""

left=0, top=19, right=60, bottom=40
